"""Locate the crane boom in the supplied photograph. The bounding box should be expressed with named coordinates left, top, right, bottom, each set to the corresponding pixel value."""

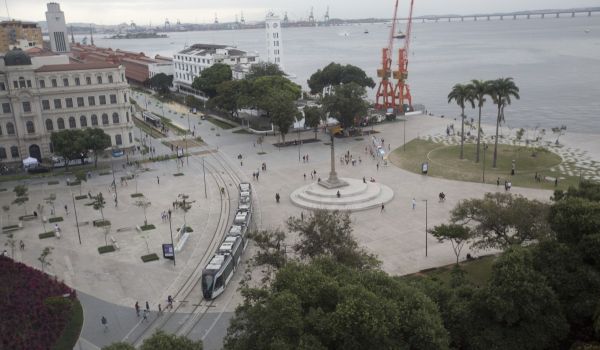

left=394, top=0, right=415, bottom=113
left=375, top=0, right=400, bottom=110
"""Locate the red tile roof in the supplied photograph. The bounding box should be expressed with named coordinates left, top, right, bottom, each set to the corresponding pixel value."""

left=35, top=62, right=119, bottom=73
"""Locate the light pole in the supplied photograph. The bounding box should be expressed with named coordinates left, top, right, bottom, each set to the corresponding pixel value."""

left=71, top=190, right=82, bottom=245
left=111, top=159, right=118, bottom=207
left=403, top=117, right=406, bottom=151
left=202, top=158, right=207, bottom=199
left=168, top=209, right=176, bottom=266
left=422, top=199, right=428, bottom=257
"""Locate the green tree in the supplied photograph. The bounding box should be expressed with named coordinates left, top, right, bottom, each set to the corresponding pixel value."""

left=75, top=171, right=87, bottom=195
left=265, top=90, right=298, bottom=143
left=488, top=78, right=520, bottom=168
left=82, top=128, right=112, bottom=168
left=549, top=197, right=600, bottom=244
left=287, top=210, right=380, bottom=270
left=250, top=75, right=301, bottom=112
left=192, top=63, right=232, bottom=98
left=448, top=83, right=474, bottom=160
left=211, top=80, right=249, bottom=117
left=5, top=233, right=16, bottom=258
left=93, top=192, right=106, bottom=220
left=245, top=62, right=285, bottom=79
left=103, top=331, right=202, bottom=350
left=147, top=73, right=173, bottom=95
left=134, top=199, right=152, bottom=226
left=225, top=258, right=449, bottom=350
left=450, top=192, right=551, bottom=250
left=429, top=224, right=472, bottom=264
left=102, top=342, right=135, bottom=350
left=307, top=62, right=375, bottom=94
left=322, top=82, right=368, bottom=129
left=303, top=105, right=324, bottom=139
left=247, top=229, right=287, bottom=283
left=12, top=185, right=28, bottom=214
left=38, top=246, right=53, bottom=272
left=466, top=247, right=569, bottom=350
left=466, top=80, right=491, bottom=162
left=50, top=129, right=86, bottom=171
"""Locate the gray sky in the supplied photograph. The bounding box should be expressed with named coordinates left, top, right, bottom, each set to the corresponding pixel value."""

left=7, top=0, right=600, bottom=25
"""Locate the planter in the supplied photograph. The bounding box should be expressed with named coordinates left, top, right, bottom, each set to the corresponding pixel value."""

left=39, top=231, right=55, bottom=239
left=48, top=217, right=64, bottom=223
left=141, top=253, right=159, bottom=263
left=97, top=245, right=116, bottom=254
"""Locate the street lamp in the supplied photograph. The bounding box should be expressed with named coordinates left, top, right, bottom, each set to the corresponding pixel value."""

left=403, top=117, right=406, bottom=151
left=422, top=199, right=428, bottom=257
left=70, top=190, right=82, bottom=245
left=168, top=209, right=176, bottom=266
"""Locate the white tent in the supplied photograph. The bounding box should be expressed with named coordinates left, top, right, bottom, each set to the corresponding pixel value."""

left=22, top=157, right=38, bottom=169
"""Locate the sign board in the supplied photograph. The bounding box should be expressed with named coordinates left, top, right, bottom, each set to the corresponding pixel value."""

left=421, top=162, right=429, bottom=174
left=162, top=244, right=174, bottom=259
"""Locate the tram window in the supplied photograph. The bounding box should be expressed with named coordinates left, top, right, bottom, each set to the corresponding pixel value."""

left=202, top=275, right=214, bottom=293
left=215, top=276, right=223, bottom=290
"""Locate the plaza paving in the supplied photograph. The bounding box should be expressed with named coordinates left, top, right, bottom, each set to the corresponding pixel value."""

left=2, top=91, right=599, bottom=349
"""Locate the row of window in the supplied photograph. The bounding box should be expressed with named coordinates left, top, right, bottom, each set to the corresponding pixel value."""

left=41, top=94, right=120, bottom=111
left=175, top=55, right=213, bottom=64
left=2, top=74, right=124, bottom=91
left=0, top=112, right=128, bottom=136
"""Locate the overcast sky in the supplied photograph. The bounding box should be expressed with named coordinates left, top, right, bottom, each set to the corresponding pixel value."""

left=6, top=0, right=600, bottom=25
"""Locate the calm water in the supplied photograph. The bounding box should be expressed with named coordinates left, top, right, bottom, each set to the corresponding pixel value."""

left=86, top=16, right=600, bottom=133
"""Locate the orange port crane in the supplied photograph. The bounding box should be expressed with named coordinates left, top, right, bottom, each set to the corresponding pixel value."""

left=394, top=0, right=415, bottom=112
left=375, top=0, right=400, bottom=110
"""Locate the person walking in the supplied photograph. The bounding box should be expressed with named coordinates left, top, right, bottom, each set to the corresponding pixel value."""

left=101, top=316, right=108, bottom=332
left=167, top=295, right=173, bottom=309
left=275, top=193, right=280, bottom=203
left=412, top=198, right=416, bottom=210
left=145, top=301, right=150, bottom=312
left=135, top=301, right=140, bottom=317
left=381, top=203, right=385, bottom=213
left=64, top=204, right=68, bottom=215
left=19, top=240, right=24, bottom=251
left=157, top=176, right=160, bottom=185
left=158, top=304, right=162, bottom=316
left=376, top=163, right=379, bottom=171
left=142, top=309, right=148, bottom=322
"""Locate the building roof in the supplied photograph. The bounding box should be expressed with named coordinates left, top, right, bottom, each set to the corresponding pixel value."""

left=178, top=43, right=231, bottom=56
left=35, top=62, right=119, bottom=73
left=3, top=48, right=32, bottom=66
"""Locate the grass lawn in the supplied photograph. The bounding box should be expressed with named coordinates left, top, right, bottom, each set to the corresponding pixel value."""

left=131, top=193, right=144, bottom=198
left=206, top=116, right=235, bottom=129
left=233, top=128, right=252, bottom=134
left=410, top=255, right=497, bottom=287
left=51, top=298, right=83, bottom=350
left=133, top=118, right=165, bottom=138
left=48, top=217, right=64, bottom=223
left=140, top=224, right=156, bottom=231
left=389, top=139, right=580, bottom=190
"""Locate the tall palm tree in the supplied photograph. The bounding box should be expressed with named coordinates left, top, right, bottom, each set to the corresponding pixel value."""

left=467, top=79, right=491, bottom=163
left=489, top=78, right=520, bottom=168
left=448, top=84, right=474, bottom=159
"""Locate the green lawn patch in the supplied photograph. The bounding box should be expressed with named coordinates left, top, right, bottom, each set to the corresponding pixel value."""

left=48, top=217, right=64, bottom=223
left=51, top=299, right=83, bottom=350
left=233, top=128, right=252, bottom=134
left=93, top=219, right=111, bottom=227
left=141, top=253, right=159, bottom=263
left=407, top=254, right=497, bottom=288
left=206, top=116, right=235, bottom=129
left=133, top=118, right=166, bottom=138
left=47, top=181, right=59, bottom=185
left=2, top=224, right=19, bottom=230
left=39, top=231, right=55, bottom=239
left=99, top=171, right=111, bottom=176
left=140, top=224, right=156, bottom=231
left=180, top=226, right=193, bottom=233
left=74, top=195, right=87, bottom=200
left=18, top=214, right=37, bottom=220
left=257, top=152, right=267, bottom=155
left=173, top=173, right=184, bottom=177
left=130, top=193, right=144, bottom=198
left=97, top=245, right=116, bottom=254
left=389, top=139, right=578, bottom=190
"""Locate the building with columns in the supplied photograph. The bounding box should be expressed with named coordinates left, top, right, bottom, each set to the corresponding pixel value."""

left=265, top=12, right=284, bottom=71
left=0, top=48, right=134, bottom=163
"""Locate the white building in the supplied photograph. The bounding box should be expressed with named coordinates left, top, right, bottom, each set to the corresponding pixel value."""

left=148, top=55, right=173, bottom=79
left=45, top=2, right=70, bottom=53
left=265, top=12, right=284, bottom=71
left=0, top=49, right=134, bottom=163
left=173, top=44, right=258, bottom=95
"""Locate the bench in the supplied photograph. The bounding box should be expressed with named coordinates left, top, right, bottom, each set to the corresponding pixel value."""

left=110, top=235, right=120, bottom=250
left=20, top=215, right=37, bottom=221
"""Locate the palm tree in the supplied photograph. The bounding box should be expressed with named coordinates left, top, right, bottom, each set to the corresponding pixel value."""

left=489, top=78, right=520, bottom=168
left=448, top=84, right=474, bottom=159
left=467, top=79, right=491, bottom=163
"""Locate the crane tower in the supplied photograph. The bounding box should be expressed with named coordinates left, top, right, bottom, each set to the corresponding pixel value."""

left=375, top=0, right=400, bottom=110
left=393, top=0, right=415, bottom=112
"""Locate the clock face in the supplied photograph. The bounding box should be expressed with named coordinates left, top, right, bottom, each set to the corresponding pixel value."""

left=273, top=23, right=278, bottom=28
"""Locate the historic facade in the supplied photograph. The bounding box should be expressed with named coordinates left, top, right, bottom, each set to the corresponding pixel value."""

left=0, top=49, right=134, bottom=163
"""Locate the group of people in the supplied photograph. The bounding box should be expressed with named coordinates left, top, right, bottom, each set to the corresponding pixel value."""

left=160, top=211, right=171, bottom=223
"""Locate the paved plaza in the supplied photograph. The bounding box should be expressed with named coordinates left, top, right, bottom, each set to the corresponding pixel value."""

left=2, top=91, right=599, bottom=349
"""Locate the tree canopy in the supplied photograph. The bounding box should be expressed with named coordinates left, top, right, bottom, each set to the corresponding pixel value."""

left=192, top=63, right=232, bottom=98
left=147, top=73, right=173, bottom=95
left=245, top=62, right=285, bottom=80
left=322, top=82, right=368, bottom=128
left=50, top=129, right=87, bottom=170
left=307, top=62, right=375, bottom=94
left=102, top=331, right=202, bottom=350
left=82, top=128, right=112, bottom=167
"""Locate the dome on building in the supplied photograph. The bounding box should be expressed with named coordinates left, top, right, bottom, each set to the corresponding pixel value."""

left=3, top=48, right=32, bottom=66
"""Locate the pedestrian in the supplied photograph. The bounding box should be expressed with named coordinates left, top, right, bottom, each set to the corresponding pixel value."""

left=381, top=203, right=385, bottom=212
left=412, top=198, right=416, bottom=210
left=101, top=316, right=108, bottom=332
left=275, top=193, right=280, bottom=203
left=555, top=177, right=558, bottom=187
left=54, top=224, right=61, bottom=238
left=145, top=301, right=150, bottom=312
left=302, top=155, right=305, bottom=163
left=135, top=301, right=140, bottom=317
left=19, top=240, right=24, bottom=250
left=256, top=172, right=259, bottom=181
left=64, top=204, right=68, bottom=215
left=497, top=177, right=500, bottom=186
left=301, top=212, right=304, bottom=221
left=303, top=173, right=306, bottom=180
left=157, top=176, right=160, bottom=185
left=142, top=309, right=148, bottom=322
left=167, top=295, right=173, bottom=309
left=306, top=154, right=309, bottom=162
left=363, top=176, right=366, bottom=183
left=376, top=163, right=379, bottom=171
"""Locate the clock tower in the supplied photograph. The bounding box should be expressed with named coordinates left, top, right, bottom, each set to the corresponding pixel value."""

left=265, top=12, right=284, bottom=71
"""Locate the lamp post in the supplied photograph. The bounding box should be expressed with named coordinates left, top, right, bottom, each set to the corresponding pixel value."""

left=422, top=199, right=428, bottom=257
left=70, top=190, right=82, bottom=245
left=168, top=209, right=176, bottom=266
left=403, top=117, right=406, bottom=151
left=202, top=158, right=207, bottom=199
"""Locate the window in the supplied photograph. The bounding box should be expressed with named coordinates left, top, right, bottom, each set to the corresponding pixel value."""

left=88, top=96, right=95, bottom=106
left=54, top=99, right=62, bottom=109
left=128, top=132, right=132, bottom=143
left=0, top=82, right=5, bottom=90
left=49, top=142, right=53, bottom=153
left=6, top=122, right=15, bottom=135
left=13, top=81, right=18, bottom=89
left=10, top=146, right=18, bottom=158
left=57, top=118, right=65, bottom=130
left=75, top=77, right=80, bottom=86
left=18, top=77, right=26, bottom=88
left=51, top=79, right=57, bottom=87
left=0, top=125, right=2, bottom=135
left=2, top=103, right=10, bottom=114
left=124, top=93, right=127, bottom=102
left=77, top=97, right=84, bottom=107
left=26, top=121, right=34, bottom=134
left=65, top=98, right=73, bottom=108
left=45, top=119, right=54, bottom=131
left=91, top=114, right=98, bottom=126
left=22, top=101, right=31, bottom=113
left=108, top=75, right=113, bottom=83
left=115, top=134, right=122, bottom=145
left=38, top=80, right=45, bottom=88
left=80, top=115, right=87, bottom=127
left=86, top=76, right=92, bottom=85
left=69, top=117, right=76, bottom=129
left=42, top=100, right=50, bottom=110
left=109, top=94, right=117, bottom=104
left=101, top=113, right=109, bottom=125
left=126, top=112, right=129, bottom=122
left=63, top=78, right=69, bottom=86
left=97, top=76, right=103, bottom=84
left=99, top=95, right=106, bottom=105
left=0, top=147, right=6, bottom=159
left=26, top=80, right=32, bottom=88
left=112, top=113, right=119, bottom=124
